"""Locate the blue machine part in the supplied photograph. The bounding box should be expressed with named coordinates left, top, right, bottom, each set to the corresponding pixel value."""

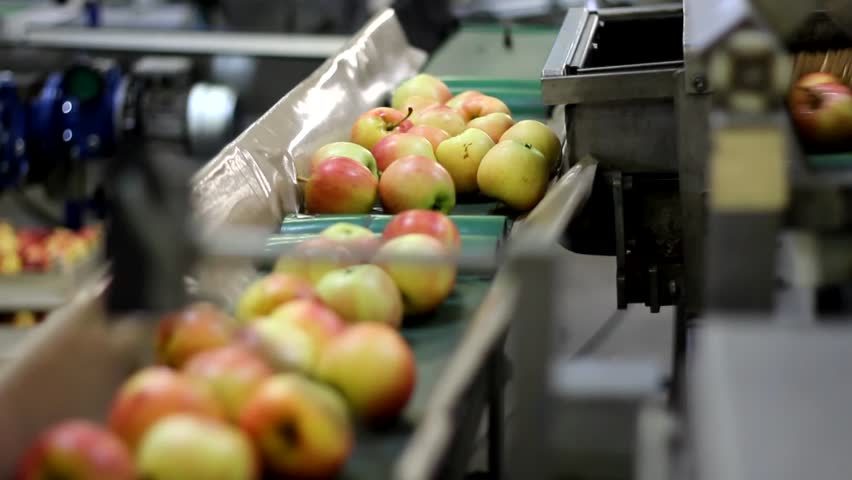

left=0, top=75, right=29, bottom=188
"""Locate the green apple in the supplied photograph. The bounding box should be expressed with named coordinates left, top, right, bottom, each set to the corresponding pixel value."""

left=391, top=74, right=452, bottom=111
left=310, top=142, right=377, bottom=177
left=499, top=120, right=562, bottom=168
left=435, top=128, right=495, bottom=193
left=316, top=265, right=404, bottom=328
left=477, top=140, right=550, bottom=211
left=136, top=415, right=256, bottom=480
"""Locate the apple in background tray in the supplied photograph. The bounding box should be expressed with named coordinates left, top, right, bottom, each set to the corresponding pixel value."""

left=411, top=105, right=467, bottom=136
left=407, top=124, right=450, bottom=152
left=379, top=155, right=456, bottom=214
left=467, top=112, right=514, bottom=143
left=156, top=302, right=235, bottom=368
left=382, top=210, right=461, bottom=252
left=16, top=420, right=135, bottom=480
left=315, top=264, right=405, bottom=328
left=310, top=141, right=378, bottom=177
left=436, top=128, right=495, bottom=194
left=391, top=74, right=452, bottom=111
left=478, top=140, right=551, bottom=211
left=136, top=415, right=257, bottom=480
left=350, top=107, right=413, bottom=150
left=305, top=156, right=377, bottom=214
left=789, top=74, right=852, bottom=146
left=235, top=273, right=317, bottom=323
left=239, top=374, right=353, bottom=479
left=372, top=132, right=436, bottom=172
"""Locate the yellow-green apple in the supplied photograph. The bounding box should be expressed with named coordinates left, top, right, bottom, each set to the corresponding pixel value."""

left=238, top=374, right=353, bottom=478
left=305, top=157, right=378, bottom=214
left=319, top=222, right=380, bottom=260
left=373, top=233, right=456, bottom=315
left=435, top=128, right=495, bottom=193
left=467, top=112, right=514, bottom=143
left=0, top=251, right=21, bottom=274
left=268, top=299, right=347, bottom=347
left=400, top=95, right=441, bottom=114
left=156, top=302, right=234, bottom=368
left=350, top=107, right=413, bottom=150
left=315, top=265, right=404, bottom=328
left=136, top=415, right=256, bottom=480
left=382, top=210, right=461, bottom=252
left=274, top=237, right=358, bottom=284
left=391, top=74, right=452, bottom=111
left=378, top=155, right=456, bottom=214
left=372, top=132, right=436, bottom=172
left=238, top=317, right=319, bottom=373
left=500, top=120, right=562, bottom=168
left=478, top=140, right=550, bottom=211
left=411, top=105, right=466, bottom=136
left=446, top=90, right=483, bottom=117
left=16, top=420, right=135, bottom=480
left=789, top=75, right=852, bottom=146
left=235, top=273, right=317, bottom=323
left=310, top=141, right=377, bottom=177
left=108, top=367, right=223, bottom=450
left=183, top=345, right=274, bottom=422
left=407, top=124, right=450, bottom=151
left=460, top=95, right=510, bottom=122
left=317, top=323, right=415, bottom=423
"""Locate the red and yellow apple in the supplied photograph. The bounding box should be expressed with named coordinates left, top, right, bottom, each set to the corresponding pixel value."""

left=274, top=237, right=358, bottom=284
left=445, top=90, right=482, bottom=116
left=373, top=233, right=456, bottom=315
left=391, top=74, right=452, bottom=111
left=235, top=273, right=317, bottom=323
left=499, top=120, right=562, bottom=168
left=382, top=210, right=461, bottom=252
left=305, top=156, right=377, bottom=214
left=467, top=112, right=514, bottom=143
left=350, top=107, right=412, bottom=150
left=238, top=317, right=319, bottom=373
left=310, top=141, right=377, bottom=177
left=435, top=128, right=495, bottom=193
left=407, top=124, right=450, bottom=151
left=183, top=345, right=274, bottom=422
left=238, top=374, right=353, bottom=478
left=371, top=132, right=436, bottom=172
left=378, top=155, right=456, bottom=214
left=107, top=367, right=223, bottom=450
left=319, top=222, right=379, bottom=261
left=317, top=323, right=415, bottom=423
left=411, top=105, right=466, bottom=136
left=478, top=140, right=550, bottom=211
left=156, top=302, right=234, bottom=368
left=400, top=95, right=441, bottom=114
left=16, top=420, right=135, bottom=480
left=315, top=265, right=404, bottom=328
left=268, top=299, right=347, bottom=347
left=789, top=74, right=852, bottom=146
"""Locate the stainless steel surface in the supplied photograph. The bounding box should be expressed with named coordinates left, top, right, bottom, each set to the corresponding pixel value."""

left=14, top=27, right=348, bottom=58
left=542, top=8, right=588, bottom=77
left=596, top=2, right=682, bottom=18
left=569, top=12, right=599, bottom=70
left=543, top=68, right=676, bottom=104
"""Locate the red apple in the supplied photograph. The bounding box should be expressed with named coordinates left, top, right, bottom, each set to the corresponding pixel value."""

left=317, top=323, right=415, bottom=423
left=461, top=95, right=510, bottom=121
left=315, top=265, right=404, bottom=328
left=235, top=273, right=318, bottom=323
left=796, top=72, right=843, bottom=88
left=16, top=420, right=135, bottom=480
left=350, top=107, right=413, bottom=150
left=411, top=105, right=466, bottom=136
left=400, top=95, right=441, bottom=114
left=108, top=367, right=223, bottom=450
left=268, top=299, right=347, bottom=347
left=310, top=141, right=378, bottom=177
left=446, top=90, right=483, bottom=117
left=373, top=233, right=457, bottom=315
left=382, top=210, right=461, bottom=252
left=789, top=78, right=852, bottom=146
left=467, top=112, right=514, bottom=143
left=391, top=74, right=452, bottom=111
left=407, top=124, right=450, bottom=151
left=20, top=243, right=51, bottom=272
left=156, top=302, right=234, bottom=368
left=238, top=374, right=353, bottom=478
left=274, top=237, right=359, bottom=284
left=371, top=132, right=436, bottom=172
left=183, top=345, right=274, bottom=422
left=319, top=222, right=380, bottom=261
left=378, top=155, right=456, bottom=214
left=305, top=156, right=378, bottom=214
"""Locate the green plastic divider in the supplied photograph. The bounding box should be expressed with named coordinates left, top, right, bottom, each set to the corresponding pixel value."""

left=279, top=213, right=508, bottom=237
left=808, top=153, right=852, bottom=169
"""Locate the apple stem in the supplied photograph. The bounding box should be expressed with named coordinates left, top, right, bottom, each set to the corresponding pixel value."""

left=387, top=107, right=414, bottom=131
left=797, top=86, right=823, bottom=110
left=296, top=176, right=310, bottom=183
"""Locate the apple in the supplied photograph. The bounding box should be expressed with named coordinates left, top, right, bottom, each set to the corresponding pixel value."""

left=108, top=367, right=223, bottom=450
left=136, top=415, right=256, bottom=480
left=407, top=124, right=450, bottom=151
left=16, top=420, right=135, bottom=480
left=315, top=265, right=404, bottom=328
left=156, top=302, right=234, bottom=368
left=183, top=345, right=274, bottom=422
left=235, top=272, right=318, bottom=323
left=445, top=90, right=483, bottom=115
left=371, top=132, right=436, bottom=172
left=20, top=243, right=51, bottom=272
left=499, top=120, right=562, bottom=168
left=0, top=227, right=18, bottom=255
left=789, top=78, right=852, bottom=146
left=274, top=237, right=358, bottom=284
left=378, top=155, right=456, bottom=214
left=411, top=105, right=466, bottom=136
left=238, top=317, right=319, bottom=373
left=461, top=95, right=510, bottom=121
left=373, top=233, right=456, bottom=315
left=400, top=95, right=441, bottom=114
left=435, top=128, right=495, bottom=193
left=317, top=323, right=415, bottom=423
left=350, top=107, right=413, bottom=150
left=238, top=373, right=353, bottom=478
left=478, top=140, right=550, bottom=211
left=391, top=74, right=452, bottom=111
left=268, top=299, right=347, bottom=347
left=0, top=252, right=22, bottom=275
left=467, top=112, right=514, bottom=143
left=305, top=156, right=378, bottom=214
left=796, top=72, right=843, bottom=88
left=319, top=222, right=379, bottom=260
left=310, top=141, right=378, bottom=177
left=382, top=210, right=461, bottom=252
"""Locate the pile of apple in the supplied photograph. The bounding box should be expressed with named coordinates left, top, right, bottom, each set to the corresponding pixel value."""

left=16, top=210, right=461, bottom=480
left=306, top=74, right=562, bottom=214
left=789, top=72, right=852, bottom=149
left=0, top=223, right=100, bottom=275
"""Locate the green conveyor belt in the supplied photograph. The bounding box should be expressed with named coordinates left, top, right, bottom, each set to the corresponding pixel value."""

left=808, top=153, right=852, bottom=169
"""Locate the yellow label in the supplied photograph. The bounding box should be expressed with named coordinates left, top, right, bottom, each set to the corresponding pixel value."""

left=710, top=127, right=788, bottom=211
